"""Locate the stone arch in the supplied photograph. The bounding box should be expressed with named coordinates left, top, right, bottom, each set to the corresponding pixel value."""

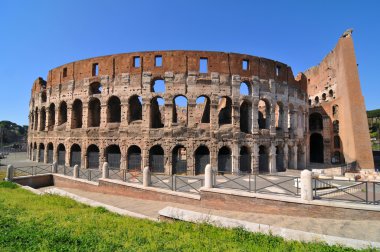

left=40, top=107, right=46, bottom=131
left=239, top=146, right=251, bottom=173
left=127, top=145, right=142, bottom=171
left=48, top=103, right=55, bottom=130
left=150, top=96, right=164, bottom=128
left=218, top=96, right=232, bottom=126
left=240, top=81, right=251, bottom=96
left=39, top=143, right=45, bottom=162
left=34, top=107, right=39, bottom=131
left=71, top=99, right=83, bottom=129
left=172, top=145, right=187, bottom=174
left=89, top=82, right=102, bottom=95
left=58, top=101, right=67, bottom=126
left=310, top=133, right=324, bottom=163
left=88, top=98, right=101, bottom=127
left=87, top=144, right=100, bottom=169
left=107, top=96, right=121, bottom=123
left=57, top=143, right=66, bottom=166
left=149, top=145, right=165, bottom=173
left=47, top=142, right=53, bottom=164
left=194, top=145, right=210, bottom=175
left=240, top=100, right=252, bottom=133
left=106, top=145, right=121, bottom=169
left=259, top=145, right=269, bottom=173
left=309, top=112, right=323, bottom=131
left=275, top=102, right=284, bottom=129
left=329, top=89, right=334, bottom=97
left=70, top=144, right=81, bottom=167
left=276, top=145, right=285, bottom=172
left=173, top=95, right=188, bottom=125
left=322, top=93, right=326, bottom=101
left=128, top=95, right=142, bottom=123
left=195, top=96, right=210, bottom=124
left=218, top=146, right=232, bottom=173
left=258, top=99, right=270, bottom=129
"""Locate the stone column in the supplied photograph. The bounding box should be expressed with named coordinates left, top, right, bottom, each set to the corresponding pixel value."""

left=204, top=164, right=213, bottom=188
left=292, top=145, right=298, bottom=170
left=283, top=143, right=289, bottom=170
left=187, top=98, right=196, bottom=128
left=53, top=145, right=58, bottom=163
left=269, top=104, right=276, bottom=136
left=45, top=109, right=50, bottom=131
left=301, top=169, right=313, bottom=201
left=269, top=143, right=276, bottom=173
left=120, top=100, right=128, bottom=128
left=65, top=145, right=70, bottom=167
left=283, top=105, right=289, bottom=133
left=66, top=105, right=72, bottom=131
left=210, top=95, right=219, bottom=132
left=142, top=98, right=151, bottom=131
left=252, top=99, right=259, bottom=134
left=143, top=166, right=151, bottom=187
left=252, top=143, right=259, bottom=174
left=82, top=103, right=88, bottom=129
left=44, top=147, right=48, bottom=164
left=36, top=145, right=41, bottom=162
left=99, top=104, right=107, bottom=128
left=5, top=165, right=14, bottom=181
left=231, top=142, right=238, bottom=173
left=73, top=165, right=79, bottom=178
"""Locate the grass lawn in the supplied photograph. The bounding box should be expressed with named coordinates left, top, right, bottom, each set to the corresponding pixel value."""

left=0, top=181, right=375, bottom=251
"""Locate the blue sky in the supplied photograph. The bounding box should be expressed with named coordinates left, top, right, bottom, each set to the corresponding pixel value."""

left=1, top=0, right=379, bottom=125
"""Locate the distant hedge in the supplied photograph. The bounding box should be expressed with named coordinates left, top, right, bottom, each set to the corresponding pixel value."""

left=367, top=109, right=380, bottom=118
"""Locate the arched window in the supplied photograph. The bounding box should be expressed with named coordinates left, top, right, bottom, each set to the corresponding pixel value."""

left=240, top=82, right=251, bottom=96
left=88, top=98, right=101, bottom=127
left=48, top=103, right=55, bottom=130
left=275, top=102, right=284, bottom=129
left=89, top=82, right=102, bottom=95
left=315, top=96, right=319, bottom=105
left=58, top=101, right=67, bottom=126
left=258, top=100, right=270, bottom=129
left=276, top=146, right=285, bottom=172
left=39, top=107, right=46, bottom=131
left=218, top=146, right=231, bottom=173
left=218, top=96, right=232, bottom=125
left=334, top=135, right=341, bottom=149
left=34, top=107, right=39, bottom=131
left=87, top=145, right=100, bottom=169
left=150, top=97, right=164, bottom=128
left=128, top=95, right=142, bottom=123
left=195, top=96, right=210, bottom=123
left=127, top=145, right=142, bottom=171
left=259, top=145, right=269, bottom=173
left=41, top=90, right=47, bottom=103
left=107, top=96, right=121, bottom=123
left=240, top=100, right=251, bottom=133
left=239, top=146, right=251, bottom=173
left=173, top=96, right=187, bottom=125
left=106, top=145, right=121, bottom=169
left=47, top=143, right=53, bottom=164
left=149, top=145, right=165, bottom=173
left=194, top=146, right=210, bottom=175
left=329, top=89, right=334, bottom=97
left=309, top=113, right=323, bottom=131
left=70, top=144, right=81, bottom=167
left=151, top=79, right=165, bottom=93
left=57, top=144, right=66, bottom=166
left=39, top=143, right=45, bottom=162
left=71, top=99, right=83, bottom=129
left=172, top=145, right=187, bottom=174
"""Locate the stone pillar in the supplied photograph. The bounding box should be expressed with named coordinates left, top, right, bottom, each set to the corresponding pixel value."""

left=53, top=146, right=58, bottom=163
left=102, top=162, right=109, bottom=179
left=269, top=143, right=276, bottom=173
left=252, top=143, right=259, bottom=174
left=44, top=147, right=48, bottom=164
left=283, top=105, right=289, bottom=133
left=52, top=162, right=58, bottom=173
left=45, top=109, right=50, bottom=131
left=66, top=105, right=72, bottom=131
left=252, top=99, right=259, bottom=134
left=187, top=99, right=196, bottom=128
left=120, top=100, right=128, bottom=128
left=283, top=143, right=289, bottom=170
left=99, top=104, right=107, bottom=128
left=204, top=164, right=213, bottom=188
left=142, top=98, right=150, bottom=131
left=73, top=164, right=79, bottom=178
left=65, top=145, right=70, bottom=167
left=210, top=95, right=219, bottom=132
left=269, top=104, right=276, bottom=135
left=301, top=169, right=313, bottom=201
left=143, top=166, right=151, bottom=187
left=36, top=145, right=41, bottom=162
left=232, top=142, right=238, bottom=173
left=292, top=145, right=298, bottom=170
left=82, top=103, right=88, bottom=129
left=5, top=165, right=14, bottom=181
left=120, top=155, right=127, bottom=170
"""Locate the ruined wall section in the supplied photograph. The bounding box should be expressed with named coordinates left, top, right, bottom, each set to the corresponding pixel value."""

left=304, top=36, right=374, bottom=169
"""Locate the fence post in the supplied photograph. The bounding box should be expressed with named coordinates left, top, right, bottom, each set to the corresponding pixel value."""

left=102, top=162, right=109, bottom=179
left=73, top=165, right=79, bottom=178
left=204, top=164, right=213, bottom=188
left=143, top=166, right=151, bottom=187
left=173, top=174, right=176, bottom=191
left=5, top=164, right=14, bottom=181
left=52, top=162, right=58, bottom=173
left=301, top=169, right=313, bottom=201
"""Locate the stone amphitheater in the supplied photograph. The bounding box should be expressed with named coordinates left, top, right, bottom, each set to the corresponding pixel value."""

left=27, top=51, right=308, bottom=175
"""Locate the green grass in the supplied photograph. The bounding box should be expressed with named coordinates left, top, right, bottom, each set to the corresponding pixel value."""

left=0, top=182, right=374, bottom=252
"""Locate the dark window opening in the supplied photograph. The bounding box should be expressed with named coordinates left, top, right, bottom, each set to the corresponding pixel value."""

left=63, top=67, right=67, bottom=78
left=240, top=101, right=251, bottom=133
left=149, top=145, right=164, bottom=173
left=310, top=133, right=324, bottom=163
left=71, top=99, right=83, bottom=129
left=173, top=96, right=188, bottom=125
left=332, top=105, right=339, bottom=118
left=87, top=145, right=100, bottom=169
left=88, top=98, right=101, bottom=127
left=39, top=143, right=45, bottom=162
left=89, top=82, right=102, bottom=95
left=259, top=146, right=269, bottom=173
left=322, top=93, right=326, bottom=100
left=172, top=145, right=187, bottom=174
left=333, top=120, right=339, bottom=133
left=309, top=113, right=323, bottom=131
left=218, top=97, right=232, bottom=125
left=40, top=108, right=46, bottom=131
left=48, top=103, right=55, bottom=130
left=334, top=135, right=341, bottom=149
left=150, top=97, right=164, bottom=128
left=155, top=55, right=162, bottom=67
left=315, top=96, right=319, bottom=104
left=308, top=99, right=311, bottom=106
left=106, top=145, right=121, bottom=169
left=41, top=91, right=47, bottom=103
left=218, top=146, right=232, bottom=173
left=128, top=95, right=142, bottom=123
left=276, top=146, right=285, bottom=172
left=57, top=144, right=66, bottom=166
left=239, top=146, right=251, bottom=173
left=70, top=144, right=81, bottom=167
left=92, top=63, right=99, bottom=76
left=47, top=143, right=53, bottom=164
left=332, top=151, right=342, bottom=164
left=58, top=102, right=67, bottom=125
left=329, top=89, right=334, bottom=97
left=133, top=56, right=140, bottom=67
left=195, top=146, right=210, bottom=175
left=196, top=96, right=210, bottom=123
left=242, top=60, right=249, bottom=71
left=276, top=66, right=281, bottom=76
left=127, top=145, right=142, bottom=171
left=200, top=58, right=208, bottom=73
left=107, top=96, right=121, bottom=123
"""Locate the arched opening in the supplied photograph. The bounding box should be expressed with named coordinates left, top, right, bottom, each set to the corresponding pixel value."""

left=48, top=103, right=55, bottom=130
left=128, top=95, right=142, bottom=123
left=239, top=146, right=251, bottom=173
left=315, top=96, right=319, bottom=105
left=149, top=145, right=165, bottom=173
left=275, top=102, right=284, bottom=130
left=87, top=145, right=100, bottom=169
left=288, top=145, right=294, bottom=169
left=218, top=96, right=232, bottom=126
left=127, top=145, right=142, bottom=171
left=334, top=135, right=341, bottom=149
left=47, top=143, right=53, bottom=163
left=195, top=96, right=210, bottom=123
left=33, top=142, right=37, bottom=161
left=310, top=133, right=324, bottom=163
left=173, top=96, right=188, bottom=125
left=40, top=107, right=46, bottom=131
left=240, top=82, right=251, bottom=96
left=332, top=105, right=339, bottom=119
left=150, top=97, right=164, bottom=128
left=332, top=151, right=342, bottom=164
left=57, top=144, right=66, bottom=166
left=329, top=89, right=334, bottom=97
left=89, top=82, right=102, bottom=95
left=218, top=146, right=231, bottom=173
left=258, top=100, right=270, bottom=129
left=172, top=145, right=187, bottom=174
left=106, top=145, right=121, bottom=169
left=70, top=144, right=81, bottom=167
left=58, top=101, right=67, bottom=126
left=309, top=113, right=323, bottom=131
left=39, top=143, right=45, bottom=162
left=41, top=90, right=47, bottom=103
left=194, top=146, right=210, bottom=175
left=322, top=93, right=326, bottom=100
left=240, top=100, right=251, bottom=133
left=88, top=98, right=101, bottom=127
left=151, top=79, right=165, bottom=93
left=333, top=120, right=339, bottom=133
left=276, top=146, right=285, bottom=172
left=34, top=108, right=39, bottom=131
left=30, top=112, right=34, bottom=132
left=71, top=99, right=83, bottom=129
left=107, top=96, right=121, bottom=123
left=259, top=145, right=269, bottom=173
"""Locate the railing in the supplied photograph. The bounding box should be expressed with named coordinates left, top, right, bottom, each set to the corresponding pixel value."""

left=124, top=169, right=143, bottom=184
left=78, top=169, right=102, bottom=182
left=313, top=178, right=380, bottom=205
left=213, top=171, right=300, bottom=197
left=57, top=165, right=74, bottom=176
left=13, top=165, right=52, bottom=177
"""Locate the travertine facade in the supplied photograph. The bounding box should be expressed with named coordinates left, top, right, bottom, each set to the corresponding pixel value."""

left=27, top=31, right=374, bottom=174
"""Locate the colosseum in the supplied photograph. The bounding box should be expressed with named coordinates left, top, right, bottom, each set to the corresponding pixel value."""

left=27, top=31, right=374, bottom=175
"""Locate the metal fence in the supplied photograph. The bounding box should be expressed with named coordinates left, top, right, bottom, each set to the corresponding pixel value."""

left=78, top=168, right=102, bottom=182
left=13, top=165, right=52, bottom=177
